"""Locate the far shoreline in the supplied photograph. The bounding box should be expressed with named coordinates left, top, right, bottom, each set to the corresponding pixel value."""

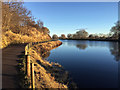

left=59, top=39, right=120, bottom=42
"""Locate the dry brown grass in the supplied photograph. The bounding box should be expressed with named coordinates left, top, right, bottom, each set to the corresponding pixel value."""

left=1, top=28, right=51, bottom=48
left=29, top=41, right=68, bottom=89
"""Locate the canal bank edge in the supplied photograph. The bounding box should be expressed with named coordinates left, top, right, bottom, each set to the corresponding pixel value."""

left=19, top=40, right=77, bottom=89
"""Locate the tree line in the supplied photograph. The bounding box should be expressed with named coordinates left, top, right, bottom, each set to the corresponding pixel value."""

left=52, top=21, right=120, bottom=41
left=2, top=1, right=50, bottom=35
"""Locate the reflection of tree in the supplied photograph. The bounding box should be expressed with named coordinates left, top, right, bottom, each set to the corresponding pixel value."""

left=109, top=42, right=120, bottom=61
left=64, top=40, right=120, bottom=61
left=76, top=44, right=88, bottom=50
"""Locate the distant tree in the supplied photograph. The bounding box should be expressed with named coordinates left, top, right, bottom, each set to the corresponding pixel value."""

left=67, top=34, right=72, bottom=39
left=94, top=35, right=99, bottom=39
left=89, top=34, right=94, bottom=39
left=110, top=21, right=120, bottom=40
left=52, top=34, right=59, bottom=40
left=108, top=32, right=114, bottom=38
left=72, top=34, right=77, bottom=39
left=60, top=34, right=66, bottom=39
left=75, top=29, right=88, bottom=39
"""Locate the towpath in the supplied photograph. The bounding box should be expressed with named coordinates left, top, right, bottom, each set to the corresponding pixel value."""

left=2, top=44, right=27, bottom=89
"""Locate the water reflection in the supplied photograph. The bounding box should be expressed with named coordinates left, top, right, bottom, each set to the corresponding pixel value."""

left=43, top=40, right=120, bottom=62
left=46, top=40, right=119, bottom=88
left=64, top=40, right=88, bottom=47
left=88, top=41, right=110, bottom=47
left=63, top=40, right=120, bottom=61
left=109, top=42, right=120, bottom=61
left=76, top=44, right=88, bottom=50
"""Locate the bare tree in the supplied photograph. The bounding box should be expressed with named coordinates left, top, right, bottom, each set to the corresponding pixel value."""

left=2, top=1, right=33, bottom=34
left=52, top=34, right=59, bottom=40
left=37, top=19, right=43, bottom=28
left=67, top=34, right=72, bottom=39
left=110, top=21, right=120, bottom=40
left=75, top=29, right=88, bottom=39
left=2, top=0, right=50, bottom=36
left=60, top=34, right=66, bottom=39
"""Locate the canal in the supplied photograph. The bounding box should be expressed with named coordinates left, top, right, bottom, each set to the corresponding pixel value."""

left=46, top=40, right=120, bottom=88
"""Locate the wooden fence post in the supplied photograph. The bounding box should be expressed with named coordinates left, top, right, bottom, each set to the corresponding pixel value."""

left=31, top=62, right=35, bottom=88
left=27, top=54, right=31, bottom=77
left=28, top=43, right=30, bottom=49
left=25, top=45, right=28, bottom=55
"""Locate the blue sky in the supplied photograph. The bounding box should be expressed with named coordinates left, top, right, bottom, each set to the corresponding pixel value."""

left=24, top=2, right=118, bottom=36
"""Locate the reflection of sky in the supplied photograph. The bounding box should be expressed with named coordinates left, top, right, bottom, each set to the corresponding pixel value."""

left=47, top=40, right=119, bottom=88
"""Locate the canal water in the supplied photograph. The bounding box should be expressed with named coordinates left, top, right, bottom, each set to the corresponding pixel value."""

left=46, top=40, right=120, bottom=88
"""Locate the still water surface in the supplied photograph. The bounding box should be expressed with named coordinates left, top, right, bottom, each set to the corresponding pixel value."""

left=46, top=40, right=120, bottom=88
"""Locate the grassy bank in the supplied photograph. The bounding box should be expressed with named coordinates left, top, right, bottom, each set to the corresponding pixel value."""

left=25, top=40, right=77, bottom=89
left=1, top=28, right=51, bottom=49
